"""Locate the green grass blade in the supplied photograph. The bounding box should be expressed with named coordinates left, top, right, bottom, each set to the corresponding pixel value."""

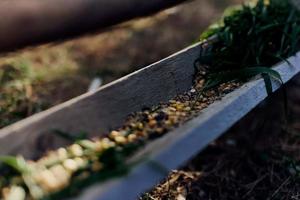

left=262, top=73, right=273, bottom=94
left=0, top=156, right=30, bottom=174
left=204, top=67, right=282, bottom=93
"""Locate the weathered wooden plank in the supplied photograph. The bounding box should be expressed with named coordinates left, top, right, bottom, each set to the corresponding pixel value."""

left=0, top=42, right=200, bottom=158
left=74, top=52, right=300, bottom=200
left=1, top=40, right=300, bottom=200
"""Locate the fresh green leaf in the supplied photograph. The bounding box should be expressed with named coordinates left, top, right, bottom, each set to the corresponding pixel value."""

left=0, top=156, right=30, bottom=174
left=204, top=67, right=282, bottom=92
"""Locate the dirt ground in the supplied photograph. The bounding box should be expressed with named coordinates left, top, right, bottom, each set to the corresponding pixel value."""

left=4, top=1, right=298, bottom=200
left=0, top=0, right=242, bottom=127
left=1, top=0, right=300, bottom=199
left=141, top=77, right=300, bottom=200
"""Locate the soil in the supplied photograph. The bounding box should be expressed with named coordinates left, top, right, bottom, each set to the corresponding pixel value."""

left=141, top=78, right=300, bottom=200
left=0, top=0, right=242, bottom=128
left=2, top=0, right=299, bottom=199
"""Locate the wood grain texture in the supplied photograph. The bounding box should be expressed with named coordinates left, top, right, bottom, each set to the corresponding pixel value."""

left=1, top=39, right=300, bottom=199
left=0, top=43, right=201, bottom=158
left=78, top=52, right=300, bottom=200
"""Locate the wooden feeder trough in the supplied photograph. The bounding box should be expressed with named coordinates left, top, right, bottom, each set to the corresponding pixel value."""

left=1, top=40, right=300, bottom=200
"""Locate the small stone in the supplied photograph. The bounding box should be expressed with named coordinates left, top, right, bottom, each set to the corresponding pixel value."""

left=164, top=120, right=172, bottom=126
left=78, top=140, right=96, bottom=150
left=77, top=171, right=90, bottom=180
left=69, top=144, right=83, bottom=157
left=74, top=157, right=88, bottom=168
left=169, top=100, right=176, bottom=104
left=38, top=151, right=57, bottom=166
left=114, top=136, right=127, bottom=144
left=101, top=138, right=115, bottom=149
left=38, top=170, right=59, bottom=192
left=195, top=106, right=202, bottom=110
left=110, top=130, right=120, bottom=137
left=196, top=80, right=205, bottom=87
left=176, top=104, right=184, bottom=111
left=180, top=112, right=187, bottom=117
left=183, top=102, right=189, bottom=106
left=137, top=122, right=144, bottom=130
left=200, top=71, right=206, bottom=75
left=156, top=128, right=165, bottom=134
left=50, top=165, right=70, bottom=188
left=92, top=162, right=103, bottom=172
left=128, top=134, right=137, bottom=142
left=223, top=86, right=233, bottom=93
left=129, top=123, right=137, bottom=128
left=143, top=110, right=150, bottom=115
left=149, top=119, right=157, bottom=128
left=3, top=186, right=26, bottom=200
left=63, top=159, right=78, bottom=172
left=177, top=194, right=186, bottom=200
left=169, top=107, right=177, bottom=112
left=175, top=111, right=182, bottom=116
left=57, top=148, right=68, bottom=161
left=94, top=141, right=103, bottom=152
left=201, top=103, right=208, bottom=108
left=169, top=116, right=179, bottom=123
left=184, top=107, right=191, bottom=111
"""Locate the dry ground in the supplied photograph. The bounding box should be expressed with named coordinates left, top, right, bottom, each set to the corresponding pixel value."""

left=3, top=1, right=298, bottom=200
left=141, top=79, right=300, bottom=200
left=0, top=0, right=241, bottom=127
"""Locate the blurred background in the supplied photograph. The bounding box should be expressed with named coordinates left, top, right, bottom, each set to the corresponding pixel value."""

left=0, top=0, right=242, bottom=128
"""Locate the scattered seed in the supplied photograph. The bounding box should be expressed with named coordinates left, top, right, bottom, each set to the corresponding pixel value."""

left=63, top=159, right=78, bottom=172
